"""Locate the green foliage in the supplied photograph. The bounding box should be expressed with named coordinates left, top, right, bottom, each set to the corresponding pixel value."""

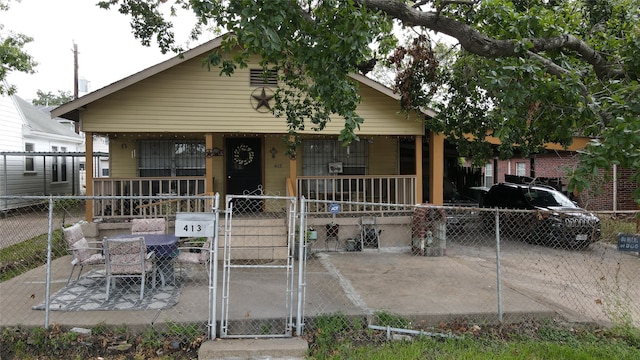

left=165, top=321, right=204, bottom=344
left=31, top=90, right=74, bottom=106
left=599, top=216, right=637, bottom=243
left=115, top=324, right=130, bottom=335
left=91, top=323, right=109, bottom=336
left=28, top=326, right=48, bottom=352
left=607, top=322, right=640, bottom=348
left=0, top=0, right=38, bottom=95
left=260, top=323, right=273, bottom=335
left=141, top=328, right=163, bottom=348
left=307, top=312, right=354, bottom=357
left=374, top=311, right=410, bottom=329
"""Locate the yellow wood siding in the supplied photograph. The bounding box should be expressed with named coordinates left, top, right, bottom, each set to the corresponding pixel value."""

left=81, top=56, right=424, bottom=136
left=304, top=84, right=424, bottom=136
left=263, top=136, right=290, bottom=196
left=211, top=134, right=225, bottom=194
left=368, top=137, right=398, bottom=175
left=109, top=138, right=137, bottom=177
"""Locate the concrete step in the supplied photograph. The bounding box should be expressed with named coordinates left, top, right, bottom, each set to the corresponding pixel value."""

left=198, top=337, right=308, bottom=360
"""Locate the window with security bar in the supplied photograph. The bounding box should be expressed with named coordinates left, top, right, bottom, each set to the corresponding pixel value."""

left=51, top=146, right=67, bottom=183
left=302, top=139, right=367, bottom=176
left=302, top=139, right=368, bottom=196
left=138, top=140, right=206, bottom=177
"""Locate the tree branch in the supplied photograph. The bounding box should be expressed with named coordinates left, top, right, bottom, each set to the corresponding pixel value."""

left=358, top=0, right=628, bottom=81
left=526, top=49, right=612, bottom=128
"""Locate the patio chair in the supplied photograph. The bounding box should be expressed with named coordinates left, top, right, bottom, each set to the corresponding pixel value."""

left=131, top=218, right=166, bottom=235
left=104, top=237, right=156, bottom=300
left=360, top=216, right=381, bottom=250
left=63, top=223, right=105, bottom=284
left=174, top=238, right=212, bottom=280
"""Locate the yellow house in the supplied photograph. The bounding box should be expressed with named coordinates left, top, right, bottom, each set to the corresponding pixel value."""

left=51, top=37, right=446, bottom=221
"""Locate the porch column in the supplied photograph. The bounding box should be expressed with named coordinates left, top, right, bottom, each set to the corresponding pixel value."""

left=429, top=132, right=445, bottom=205
left=289, top=139, right=297, bottom=196
left=205, top=133, right=214, bottom=194
left=415, top=136, right=423, bottom=204
left=85, top=132, right=94, bottom=221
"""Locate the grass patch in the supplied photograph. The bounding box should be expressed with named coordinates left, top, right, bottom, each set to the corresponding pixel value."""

left=0, top=228, right=66, bottom=282
left=600, top=217, right=638, bottom=244
left=344, top=335, right=640, bottom=359
left=305, top=319, right=640, bottom=359
left=374, top=311, right=411, bottom=329
left=3, top=320, right=640, bottom=359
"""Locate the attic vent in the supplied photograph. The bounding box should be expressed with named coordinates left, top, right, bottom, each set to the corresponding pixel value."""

left=250, top=69, right=277, bottom=87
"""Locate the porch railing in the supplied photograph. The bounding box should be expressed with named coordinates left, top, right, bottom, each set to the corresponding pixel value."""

left=296, top=175, right=416, bottom=213
left=92, top=177, right=207, bottom=218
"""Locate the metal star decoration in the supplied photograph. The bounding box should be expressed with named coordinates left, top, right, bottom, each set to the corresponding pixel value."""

left=251, top=87, right=274, bottom=112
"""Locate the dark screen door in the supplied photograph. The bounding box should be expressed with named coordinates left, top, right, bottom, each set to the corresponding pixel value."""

left=226, top=138, right=262, bottom=211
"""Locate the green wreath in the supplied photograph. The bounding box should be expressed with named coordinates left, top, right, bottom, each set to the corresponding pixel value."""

left=233, top=144, right=254, bottom=165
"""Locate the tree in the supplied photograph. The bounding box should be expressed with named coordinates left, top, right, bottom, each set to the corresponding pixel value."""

left=0, top=0, right=38, bottom=95
left=32, top=89, right=74, bottom=106
left=97, top=0, right=639, bottom=198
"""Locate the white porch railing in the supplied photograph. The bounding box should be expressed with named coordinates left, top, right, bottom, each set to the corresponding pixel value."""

left=92, top=177, right=207, bottom=218
left=296, top=175, right=417, bottom=213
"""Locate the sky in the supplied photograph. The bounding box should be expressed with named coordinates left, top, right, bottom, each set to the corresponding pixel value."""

left=2, top=0, right=203, bottom=101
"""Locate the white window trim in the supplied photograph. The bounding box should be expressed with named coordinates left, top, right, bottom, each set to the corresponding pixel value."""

left=484, top=163, right=493, bottom=187
left=24, top=143, right=36, bottom=173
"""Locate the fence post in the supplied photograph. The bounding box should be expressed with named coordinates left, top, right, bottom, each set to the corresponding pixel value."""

left=209, top=193, right=220, bottom=340
left=44, top=196, right=55, bottom=328
left=296, top=196, right=307, bottom=336
left=495, top=208, right=503, bottom=323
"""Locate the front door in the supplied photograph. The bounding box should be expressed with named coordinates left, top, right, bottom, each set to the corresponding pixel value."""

left=226, top=138, right=263, bottom=210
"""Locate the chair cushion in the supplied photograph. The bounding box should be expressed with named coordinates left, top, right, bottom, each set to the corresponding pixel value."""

left=110, top=255, right=153, bottom=274
left=84, top=253, right=105, bottom=265
left=71, top=238, right=92, bottom=262
left=177, top=252, right=201, bottom=264
left=131, top=218, right=166, bottom=235
left=106, top=238, right=152, bottom=274
left=63, top=224, right=85, bottom=246
left=177, top=240, right=210, bottom=264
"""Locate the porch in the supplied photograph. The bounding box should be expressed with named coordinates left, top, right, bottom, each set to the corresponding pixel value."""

left=296, top=175, right=417, bottom=214
left=90, top=175, right=417, bottom=220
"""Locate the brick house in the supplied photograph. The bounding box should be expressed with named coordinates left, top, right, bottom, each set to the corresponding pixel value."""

left=481, top=150, right=637, bottom=212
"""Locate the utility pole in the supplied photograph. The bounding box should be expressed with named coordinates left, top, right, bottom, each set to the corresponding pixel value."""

left=73, top=42, right=79, bottom=133
left=73, top=42, right=79, bottom=99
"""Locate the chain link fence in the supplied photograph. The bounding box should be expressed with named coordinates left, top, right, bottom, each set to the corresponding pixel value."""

left=1, top=195, right=639, bottom=344
left=220, top=193, right=296, bottom=338
left=0, top=195, right=217, bottom=344
left=298, top=199, right=640, bottom=335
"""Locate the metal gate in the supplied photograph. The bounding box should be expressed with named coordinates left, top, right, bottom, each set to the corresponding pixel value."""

left=220, top=194, right=297, bottom=338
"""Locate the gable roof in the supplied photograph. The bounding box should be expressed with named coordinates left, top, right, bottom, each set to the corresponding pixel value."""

left=13, top=95, right=83, bottom=141
left=51, top=35, right=435, bottom=121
